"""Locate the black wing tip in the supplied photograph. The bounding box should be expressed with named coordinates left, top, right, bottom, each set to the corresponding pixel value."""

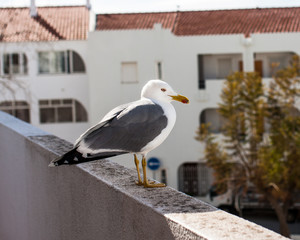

left=48, top=148, right=129, bottom=167
left=48, top=156, right=68, bottom=167
left=48, top=148, right=79, bottom=167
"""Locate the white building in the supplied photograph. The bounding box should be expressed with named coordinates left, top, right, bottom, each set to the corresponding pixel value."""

left=89, top=8, right=300, bottom=193
left=0, top=5, right=93, bottom=142
left=2, top=6, right=300, bottom=195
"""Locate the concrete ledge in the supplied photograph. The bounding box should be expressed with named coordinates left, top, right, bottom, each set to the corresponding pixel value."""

left=0, top=111, right=289, bottom=240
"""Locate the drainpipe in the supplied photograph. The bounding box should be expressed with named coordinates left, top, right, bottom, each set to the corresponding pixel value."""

left=86, top=0, right=92, bottom=10
left=241, top=35, right=254, bottom=72
left=30, top=0, right=37, bottom=17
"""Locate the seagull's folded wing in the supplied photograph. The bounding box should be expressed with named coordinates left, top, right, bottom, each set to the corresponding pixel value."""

left=76, top=100, right=168, bottom=156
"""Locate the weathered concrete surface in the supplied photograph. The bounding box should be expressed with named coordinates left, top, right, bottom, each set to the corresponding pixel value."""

left=165, top=211, right=284, bottom=240
left=0, top=111, right=289, bottom=240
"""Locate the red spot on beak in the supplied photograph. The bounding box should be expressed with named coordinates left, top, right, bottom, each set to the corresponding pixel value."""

left=170, top=94, right=190, bottom=104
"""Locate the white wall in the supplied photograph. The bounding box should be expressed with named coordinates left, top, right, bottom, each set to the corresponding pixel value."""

left=0, top=40, right=90, bottom=142
left=87, top=28, right=300, bottom=189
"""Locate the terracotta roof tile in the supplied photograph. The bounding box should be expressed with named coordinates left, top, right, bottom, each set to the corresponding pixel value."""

left=174, top=8, right=300, bottom=36
left=96, top=12, right=177, bottom=30
left=0, top=6, right=89, bottom=42
left=96, top=7, right=300, bottom=37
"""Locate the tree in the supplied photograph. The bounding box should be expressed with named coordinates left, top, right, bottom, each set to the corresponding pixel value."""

left=196, top=55, right=300, bottom=237
left=0, top=75, right=28, bottom=99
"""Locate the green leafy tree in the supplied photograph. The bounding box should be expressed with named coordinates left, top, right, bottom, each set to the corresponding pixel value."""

left=197, top=55, right=300, bottom=237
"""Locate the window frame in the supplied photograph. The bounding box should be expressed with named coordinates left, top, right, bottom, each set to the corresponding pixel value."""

left=178, top=162, right=199, bottom=196
left=121, top=61, right=138, bottom=84
left=38, top=50, right=85, bottom=75
left=156, top=61, right=163, bottom=80
left=178, top=162, right=213, bottom=197
left=39, top=99, right=87, bottom=124
left=2, top=53, right=28, bottom=76
left=0, top=100, right=31, bottom=123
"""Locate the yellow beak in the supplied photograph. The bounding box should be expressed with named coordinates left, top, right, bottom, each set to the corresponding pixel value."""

left=170, top=94, right=190, bottom=104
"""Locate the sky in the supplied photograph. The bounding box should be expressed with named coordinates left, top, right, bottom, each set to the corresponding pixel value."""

left=1, top=0, right=300, bottom=13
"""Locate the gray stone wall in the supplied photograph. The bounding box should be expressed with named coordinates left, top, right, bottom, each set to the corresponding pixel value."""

left=0, top=111, right=288, bottom=240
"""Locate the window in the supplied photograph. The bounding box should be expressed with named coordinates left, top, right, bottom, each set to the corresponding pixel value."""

left=178, top=163, right=199, bottom=196
left=198, top=163, right=212, bottom=196
left=201, top=54, right=242, bottom=80
left=0, top=101, right=30, bottom=123
left=156, top=61, right=163, bottom=79
left=178, top=163, right=213, bottom=196
left=254, top=52, right=294, bottom=77
left=3, top=53, right=28, bottom=75
left=161, top=169, right=167, bottom=185
left=200, top=108, right=226, bottom=133
left=38, top=51, right=65, bottom=74
left=38, top=50, right=85, bottom=74
left=198, top=55, right=205, bottom=89
left=121, top=62, right=138, bottom=83
left=71, top=51, right=85, bottom=73
left=39, top=99, right=87, bottom=123
left=218, top=58, right=232, bottom=79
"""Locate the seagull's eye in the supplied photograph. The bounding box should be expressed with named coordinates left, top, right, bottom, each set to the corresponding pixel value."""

left=161, top=88, right=166, bottom=92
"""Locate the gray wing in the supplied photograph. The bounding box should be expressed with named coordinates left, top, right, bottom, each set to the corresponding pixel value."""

left=78, top=100, right=168, bottom=154
left=74, top=102, right=132, bottom=147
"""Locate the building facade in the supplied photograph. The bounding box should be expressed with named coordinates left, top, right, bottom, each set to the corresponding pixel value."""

left=0, top=6, right=92, bottom=142
left=2, top=6, right=300, bottom=194
left=90, top=8, right=300, bottom=192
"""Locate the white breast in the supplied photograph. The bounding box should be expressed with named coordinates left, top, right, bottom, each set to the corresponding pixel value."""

left=140, top=101, right=176, bottom=155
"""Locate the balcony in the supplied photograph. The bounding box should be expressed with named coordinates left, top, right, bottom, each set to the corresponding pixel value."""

left=0, top=111, right=288, bottom=240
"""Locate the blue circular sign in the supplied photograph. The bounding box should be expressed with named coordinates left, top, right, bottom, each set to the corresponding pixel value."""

left=147, top=157, right=161, bottom=171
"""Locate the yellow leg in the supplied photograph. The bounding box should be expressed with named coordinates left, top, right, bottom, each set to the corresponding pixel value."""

left=134, top=154, right=155, bottom=186
left=134, top=154, right=143, bottom=186
left=142, top=156, right=166, bottom=188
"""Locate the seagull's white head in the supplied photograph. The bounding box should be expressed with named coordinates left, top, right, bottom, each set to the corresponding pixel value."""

left=141, top=80, right=189, bottom=104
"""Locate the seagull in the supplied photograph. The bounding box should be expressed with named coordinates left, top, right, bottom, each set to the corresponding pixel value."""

left=49, top=80, right=189, bottom=188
